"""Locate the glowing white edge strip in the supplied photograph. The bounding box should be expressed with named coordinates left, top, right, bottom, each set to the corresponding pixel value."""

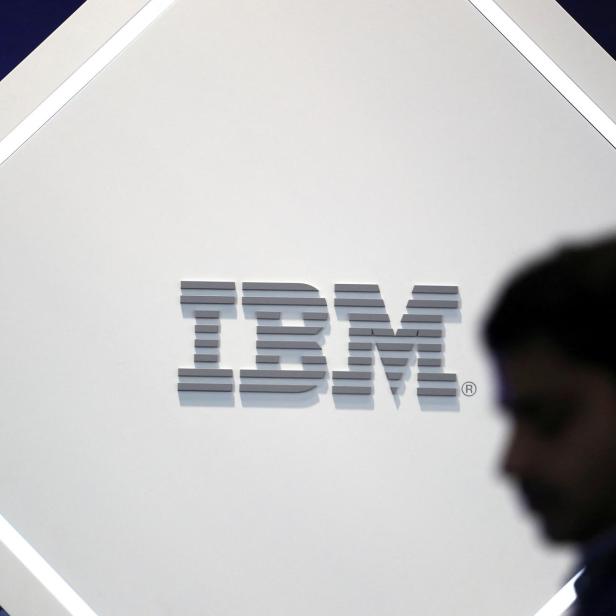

left=0, top=513, right=98, bottom=615
left=0, top=2, right=175, bottom=611
left=533, top=570, right=583, bottom=616
left=467, top=0, right=616, bottom=150
left=0, top=0, right=175, bottom=166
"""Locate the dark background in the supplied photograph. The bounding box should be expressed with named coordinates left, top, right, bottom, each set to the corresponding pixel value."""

left=0, top=0, right=87, bottom=81
left=0, top=1, right=615, bottom=82
left=556, top=0, right=616, bottom=60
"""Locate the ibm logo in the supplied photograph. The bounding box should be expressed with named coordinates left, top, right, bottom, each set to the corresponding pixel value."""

left=178, top=282, right=460, bottom=400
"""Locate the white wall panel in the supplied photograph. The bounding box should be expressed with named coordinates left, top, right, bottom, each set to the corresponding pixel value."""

left=3, top=1, right=616, bottom=614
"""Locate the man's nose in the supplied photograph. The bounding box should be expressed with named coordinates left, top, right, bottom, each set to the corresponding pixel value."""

left=501, top=425, right=536, bottom=479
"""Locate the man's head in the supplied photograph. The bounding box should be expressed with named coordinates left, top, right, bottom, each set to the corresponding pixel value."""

left=483, top=234, right=616, bottom=544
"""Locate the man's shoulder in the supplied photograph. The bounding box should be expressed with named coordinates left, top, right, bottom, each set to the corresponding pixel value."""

left=572, top=555, right=616, bottom=615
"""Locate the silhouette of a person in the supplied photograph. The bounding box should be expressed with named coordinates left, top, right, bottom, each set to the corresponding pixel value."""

left=483, top=233, right=616, bottom=615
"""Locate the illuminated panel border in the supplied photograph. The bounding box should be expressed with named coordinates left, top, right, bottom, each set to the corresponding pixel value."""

left=0, top=513, right=98, bottom=615
left=467, top=0, right=616, bottom=149
left=0, top=0, right=175, bottom=166
left=533, top=570, right=582, bottom=616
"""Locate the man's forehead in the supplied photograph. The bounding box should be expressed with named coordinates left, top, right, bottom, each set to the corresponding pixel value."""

left=494, top=343, right=583, bottom=411
left=495, top=339, right=589, bottom=386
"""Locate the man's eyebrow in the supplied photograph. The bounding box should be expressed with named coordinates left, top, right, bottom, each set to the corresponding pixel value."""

left=499, top=394, right=574, bottom=415
left=499, top=396, right=546, bottom=415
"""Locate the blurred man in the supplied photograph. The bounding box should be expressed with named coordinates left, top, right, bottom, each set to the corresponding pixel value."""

left=482, top=233, right=616, bottom=615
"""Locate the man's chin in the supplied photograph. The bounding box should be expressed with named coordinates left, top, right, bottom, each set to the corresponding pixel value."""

left=535, top=511, right=598, bottom=544
left=534, top=511, right=578, bottom=543
left=539, top=520, right=573, bottom=543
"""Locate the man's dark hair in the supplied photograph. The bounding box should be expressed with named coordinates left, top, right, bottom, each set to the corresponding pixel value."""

left=482, top=233, right=616, bottom=377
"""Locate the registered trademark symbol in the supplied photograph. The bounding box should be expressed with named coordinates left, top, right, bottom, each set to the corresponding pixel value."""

left=461, top=381, right=477, bottom=396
